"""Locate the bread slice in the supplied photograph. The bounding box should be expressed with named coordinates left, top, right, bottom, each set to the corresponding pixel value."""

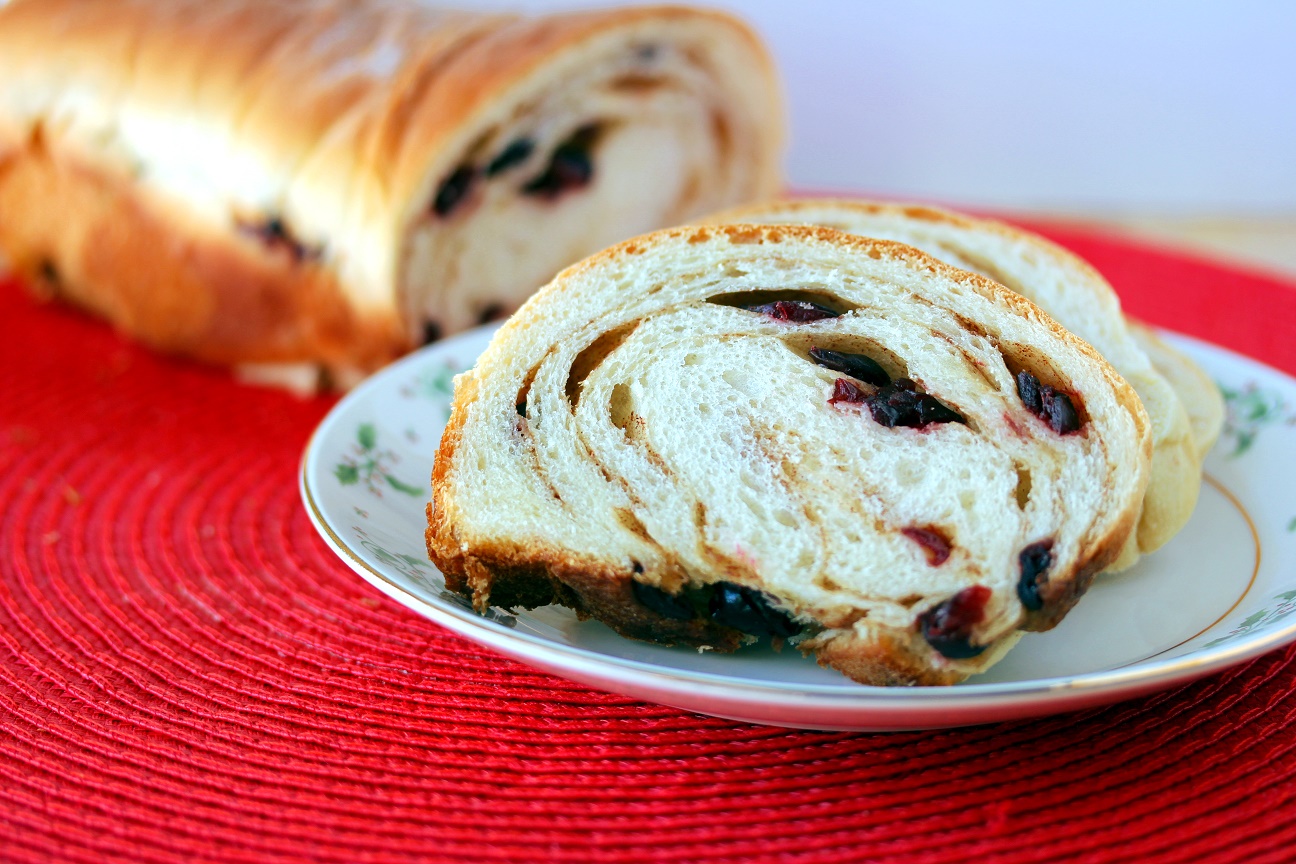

left=0, top=0, right=782, bottom=389
left=707, top=199, right=1218, bottom=566
left=1126, top=321, right=1224, bottom=459
left=426, top=224, right=1151, bottom=686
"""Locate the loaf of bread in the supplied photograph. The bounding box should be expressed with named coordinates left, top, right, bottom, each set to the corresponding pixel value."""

left=707, top=199, right=1222, bottom=566
left=426, top=224, right=1152, bottom=685
left=0, top=0, right=782, bottom=390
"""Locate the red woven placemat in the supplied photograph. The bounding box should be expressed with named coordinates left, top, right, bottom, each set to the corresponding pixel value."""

left=2, top=226, right=1296, bottom=864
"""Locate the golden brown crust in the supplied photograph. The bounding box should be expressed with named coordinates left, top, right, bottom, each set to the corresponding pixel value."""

left=802, top=629, right=966, bottom=687
left=0, top=137, right=405, bottom=369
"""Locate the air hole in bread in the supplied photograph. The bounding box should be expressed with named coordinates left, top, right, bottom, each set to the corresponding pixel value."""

left=610, top=74, right=664, bottom=93
left=814, top=574, right=844, bottom=592
left=516, top=366, right=538, bottom=419
left=707, top=289, right=856, bottom=319
left=1014, top=464, right=1033, bottom=510
left=615, top=508, right=651, bottom=543
left=609, top=383, right=633, bottom=431
left=721, top=369, right=758, bottom=397
left=566, top=321, right=638, bottom=408
left=739, top=492, right=767, bottom=520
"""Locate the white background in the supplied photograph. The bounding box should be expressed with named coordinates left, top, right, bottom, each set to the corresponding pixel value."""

left=464, top=0, right=1296, bottom=216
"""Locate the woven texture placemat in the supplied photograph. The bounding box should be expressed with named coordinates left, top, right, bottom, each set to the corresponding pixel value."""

left=2, top=224, right=1295, bottom=863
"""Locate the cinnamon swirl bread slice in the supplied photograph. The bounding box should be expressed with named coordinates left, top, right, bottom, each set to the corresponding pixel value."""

left=710, top=199, right=1221, bottom=566
left=426, top=224, right=1151, bottom=686
left=0, top=0, right=782, bottom=390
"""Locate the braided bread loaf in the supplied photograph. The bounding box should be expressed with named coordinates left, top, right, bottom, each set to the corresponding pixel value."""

left=709, top=199, right=1222, bottom=566
left=0, top=0, right=781, bottom=390
left=426, top=224, right=1152, bottom=686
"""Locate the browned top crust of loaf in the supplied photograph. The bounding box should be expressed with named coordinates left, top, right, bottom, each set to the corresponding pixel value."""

left=0, top=0, right=780, bottom=373
left=426, top=223, right=1151, bottom=686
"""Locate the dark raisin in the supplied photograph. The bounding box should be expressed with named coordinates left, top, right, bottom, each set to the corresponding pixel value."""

left=809, top=347, right=889, bottom=386
left=237, top=216, right=319, bottom=262
left=1016, top=370, right=1042, bottom=413
left=1042, top=391, right=1080, bottom=435
left=37, top=258, right=59, bottom=284
left=477, top=303, right=506, bottom=325
left=485, top=138, right=535, bottom=177
left=1017, top=539, right=1054, bottom=611
left=708, top=581, right=800, bottom=638
left=1016, top=370, right=1081, bottom=435
left=915, top=395, right=965, bottom=426
left=522, top=126, right=598, bottom=198
left=632, top=580, right=695, bottom=621
left=745, top=300, right=839, bottom=323
left=829, top=378, right=868, bottom=405
left=902, top=526, right=952, bottom=566
left=918, top=585, right=991, bottom=659
left=433, top=165, right=476, bottom=216
left=421, top=322, right=443, bottom=345
left=865, top=378, right=965, bottom=429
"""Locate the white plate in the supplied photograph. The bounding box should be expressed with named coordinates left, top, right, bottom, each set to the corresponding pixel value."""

left=301, top=325, right=1296, bottom=731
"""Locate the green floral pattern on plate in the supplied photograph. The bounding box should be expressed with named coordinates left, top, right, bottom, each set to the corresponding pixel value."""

left=333, top=423, right=424, bottom=498
left=1204, top=589, right=1296, bottom=649
left=1219, top=381, right=1296, bottom=457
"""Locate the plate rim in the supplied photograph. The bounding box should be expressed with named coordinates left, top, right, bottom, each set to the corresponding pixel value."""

left=300, top=326, right=1296, bottom=718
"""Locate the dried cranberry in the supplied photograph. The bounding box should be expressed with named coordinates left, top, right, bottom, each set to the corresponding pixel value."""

left=809, top=348, right=889, bottom=386
left=829, top=378, right=868, bottom=405
left=918, top=585, right=991, bottom=659
left=632, top=580, right=695, bottom=621
left=865, top=378, right=965, bottom=428
left=486, top=138, right=535, bottom=176
left=1017, top=539, right=1054, bottom=611
left=902, top=527, right=952, bottom=566
left=1016, top=370, right=1081, bottom=434
left=433, top=165, right=476, bottom=216
left=523, top=126, right=598, bottom=198
left=708, top=582, right=800, bottom=638
left=746, top=300, right=839, bottom=323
